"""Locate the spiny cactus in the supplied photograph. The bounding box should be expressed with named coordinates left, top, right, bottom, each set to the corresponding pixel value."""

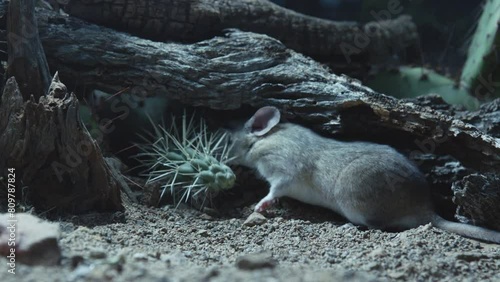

left=365, top=66, right=481, bottom=110
left=135, top=112, right=236, bottom=208
left=364, top=0, right=499, bottom=108
left=460, top=0, right=500, bottom=100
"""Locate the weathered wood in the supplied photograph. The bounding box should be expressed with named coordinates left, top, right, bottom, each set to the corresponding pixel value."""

left=459, top=98, right=500, bottom=138
left=452, top=173, right=500, bottom=230
left=19, top=9, right=499, bottom=176
left=63, top=0, right=419, bottom=78
left=0, top=76, right=123, bottom=213
left=6, top=0, right=51, bottom=100
left=0, top=0, right=7, bottom=93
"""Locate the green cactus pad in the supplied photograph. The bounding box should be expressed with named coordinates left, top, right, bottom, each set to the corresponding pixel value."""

left=190, top=158, right=210, bottom=170
left=461, top=0, right=500, bottom=99
left=164, top=152, right=186, bottom=162
left=215, top=172, right=235, bottom=189
left=177, top=163, right=196, bottom=174
left=365, top=66, right=481, bottom=110
left=184, top=148, right=197, bottom=158
left=198, top=171, right=216, bottom=182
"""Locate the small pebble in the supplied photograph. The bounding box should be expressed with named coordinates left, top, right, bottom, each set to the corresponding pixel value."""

left=236, top=252, right=277, bottom=270
left=132, top=253, right=148, bottom=261
left=243, top=212, right=268, bottom=227
left=89, top=248, right=107, bottom=259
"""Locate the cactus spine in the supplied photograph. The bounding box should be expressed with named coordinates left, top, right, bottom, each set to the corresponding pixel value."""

left=135, top=112, right=235, bottom=207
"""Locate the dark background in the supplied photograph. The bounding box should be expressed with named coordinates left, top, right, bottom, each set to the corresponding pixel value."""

left=270, top=0, right=484, bottom=76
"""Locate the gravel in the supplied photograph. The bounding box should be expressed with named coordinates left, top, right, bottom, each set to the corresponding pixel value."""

left=2, top=199, right=500, bottom=282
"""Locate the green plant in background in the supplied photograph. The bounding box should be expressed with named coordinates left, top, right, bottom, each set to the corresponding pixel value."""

left=79, top=90, right=170, bottom=144
left=365, top=66, right=481, bottom=110
left=460, top=0, right=500, bottom=99
left=79, top=104, right=101, bottom=140
left=135, top=112, right=236, bottom=208
left=364, top=0, right=499, bottom=109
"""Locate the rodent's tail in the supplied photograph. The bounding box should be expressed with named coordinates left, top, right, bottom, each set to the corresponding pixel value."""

left=431, top=214, right=500, bottom=244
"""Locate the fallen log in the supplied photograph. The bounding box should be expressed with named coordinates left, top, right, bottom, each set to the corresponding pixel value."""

left=62, top=0, right=419, bottom=78
left=6, top=0, right=51, bottom=100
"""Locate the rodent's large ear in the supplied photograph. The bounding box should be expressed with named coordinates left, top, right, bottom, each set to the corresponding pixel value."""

left=246, top=106, right=281, bottom=136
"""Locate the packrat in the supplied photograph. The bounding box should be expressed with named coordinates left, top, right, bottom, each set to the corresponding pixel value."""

left=229, top=106, right=500, bottom=244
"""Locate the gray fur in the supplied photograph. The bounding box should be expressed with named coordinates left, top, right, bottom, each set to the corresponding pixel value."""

left=230, top=106, right=500, bottom=244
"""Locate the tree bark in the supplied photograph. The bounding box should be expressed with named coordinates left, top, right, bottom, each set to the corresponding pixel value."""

left=6, top=0, right=51, bottom=101
left=0, top=75, right=123, bottom=213
left=63, top=0, right=419, bottom=78
left=452, top=173, right=500, bottom=231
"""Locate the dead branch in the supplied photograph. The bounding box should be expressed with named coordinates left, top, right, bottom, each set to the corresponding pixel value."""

left=63, top=0, right=419, bottom=78
left=6, top=0, right=51, bottom=100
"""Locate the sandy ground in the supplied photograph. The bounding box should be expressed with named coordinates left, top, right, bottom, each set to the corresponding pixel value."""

left=2, top=196, right=500, bottom=282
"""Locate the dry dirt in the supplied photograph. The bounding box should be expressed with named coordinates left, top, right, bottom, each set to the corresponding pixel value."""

left=2, top=195, right=500, bottom=282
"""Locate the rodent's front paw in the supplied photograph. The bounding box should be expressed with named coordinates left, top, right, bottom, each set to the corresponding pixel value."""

left=254, top=198, right=274, bottom=212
